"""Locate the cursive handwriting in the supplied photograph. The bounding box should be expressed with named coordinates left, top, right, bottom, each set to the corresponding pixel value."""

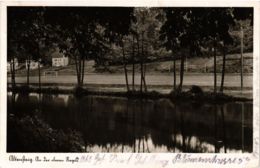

left=8, top=153, right=254, bottom=167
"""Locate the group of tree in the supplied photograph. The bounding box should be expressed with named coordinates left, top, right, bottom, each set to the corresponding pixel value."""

left=160, top=7, right=253, bottom=93
left=8, top=7, right=134, bottom=89
left=107, top=8, right=167, bottom=92
left=8, top=7, right=253, bottom=93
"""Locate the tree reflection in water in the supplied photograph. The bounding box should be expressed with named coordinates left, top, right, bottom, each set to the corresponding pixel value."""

left=8, top=93, right=253, bottom=153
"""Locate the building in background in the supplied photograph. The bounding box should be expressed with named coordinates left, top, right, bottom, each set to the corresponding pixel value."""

left=7, top=58, right=18, bottom=72
left=25, top=60, right=41, bottom=70
left=51, top=49, right=69, bottom=67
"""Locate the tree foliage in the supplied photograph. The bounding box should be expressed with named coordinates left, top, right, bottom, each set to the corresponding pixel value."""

left=8, top=7, right=253, bottom=92
left=44, top=7, right=134, bottom=86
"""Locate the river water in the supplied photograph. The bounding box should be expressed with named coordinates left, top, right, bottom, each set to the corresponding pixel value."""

left=7, top=93, right=253, bottom=153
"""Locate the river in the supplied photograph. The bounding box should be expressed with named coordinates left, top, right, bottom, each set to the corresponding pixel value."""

left=7, top=93, right=253, bottom=153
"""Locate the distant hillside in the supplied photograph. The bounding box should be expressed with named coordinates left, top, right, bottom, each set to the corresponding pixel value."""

left=101, top=52, right=253, bottom=74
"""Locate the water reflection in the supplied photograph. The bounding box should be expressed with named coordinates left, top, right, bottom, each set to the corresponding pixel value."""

left=7, top=93, right=253, bottom=153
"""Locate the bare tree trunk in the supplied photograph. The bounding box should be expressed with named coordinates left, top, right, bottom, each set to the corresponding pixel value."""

left=11, top=57, right=16, bottom=89
left=141, top=36, right=147, bottom=92
left=37, top=44, right=41, bottom=91
left=122, top=43, right=130, bottom=92
left=74, top=54, right=80, bottom=86
left=140, top=53, right=144, bottom=92
left=81, top=56, right=86, bottom=86
left=240, top=26, right=244, bottom=91
left=140, top=12, right=147, bottom=92
left=173, top=57, right=176, bottom=91
left=179, top=55, right=185, bottom=91
left=220, top=42, right=226, bottom=93
left=26, top=58, right=31, bottom=87
left=213, top=39, right=217, bottom=93
left=74, top=33, right=82, bottom=87
left=77, top=59, right=81, bottom=87
left=38, top=60, right=41, bottom=90
left=142, top=67, right=147, bottom=92
left=132, top=35, right=135, bottom=91
left=78, top=55, right=82, bottom=87
left=140, top=59, right=143, bottom=92
left=143, top=46, right=147, bottom=92
left=75, top=51, right=85, bottom=87
left=10, top=63, right=13, bottom=88
left=136, top=36, right=142, bottom=92
left=172, top=44, right=176, bottom=91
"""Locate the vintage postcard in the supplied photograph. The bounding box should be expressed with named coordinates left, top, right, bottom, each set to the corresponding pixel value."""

left=0, top=0, right=259, bottom=168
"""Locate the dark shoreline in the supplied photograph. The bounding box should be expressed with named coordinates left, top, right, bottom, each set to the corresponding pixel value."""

left=7, top=85, right=252, bottom=104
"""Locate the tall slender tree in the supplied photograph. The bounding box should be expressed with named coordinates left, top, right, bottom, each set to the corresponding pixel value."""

left=131, top=8, right=165, bottom=92
left=8, top=7, right=28, bottom=89
left=233, top=8, right=253, bottom=91
left=160, top=8, right=204, bottom=92
left=8, top=7, right=48, bottom=89
left=204, top=8, right=235, bottom=93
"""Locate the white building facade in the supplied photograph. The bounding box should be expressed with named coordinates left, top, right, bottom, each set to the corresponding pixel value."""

left=25, top=60, right=41, bottom=70
left=52, top=55, right=69, bottom=67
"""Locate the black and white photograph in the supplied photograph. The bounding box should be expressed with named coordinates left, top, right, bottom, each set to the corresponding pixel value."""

left=6, top=5, right=256, bottom=155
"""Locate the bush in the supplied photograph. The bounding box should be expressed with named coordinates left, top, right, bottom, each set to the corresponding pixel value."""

left=147, top=90, right=161, bottom=98
left=7, top=115, right=85, bottom=152
left=189, top=85, right=204, bottom=96
left=14, top=85, right=30, bottom=94
left=169, top=89, right=193, bottom=101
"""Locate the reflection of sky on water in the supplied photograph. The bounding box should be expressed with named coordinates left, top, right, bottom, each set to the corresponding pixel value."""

left=57, top=94, right=69, bottom=106
left=84, top=134, right=244, bottom=153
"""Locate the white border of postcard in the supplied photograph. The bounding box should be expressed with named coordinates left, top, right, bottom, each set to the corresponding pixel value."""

left=0, top=0, right=259, bottom=168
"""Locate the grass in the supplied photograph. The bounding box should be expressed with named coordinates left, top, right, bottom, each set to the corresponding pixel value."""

left=11, top=52, right=253, bottom=76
